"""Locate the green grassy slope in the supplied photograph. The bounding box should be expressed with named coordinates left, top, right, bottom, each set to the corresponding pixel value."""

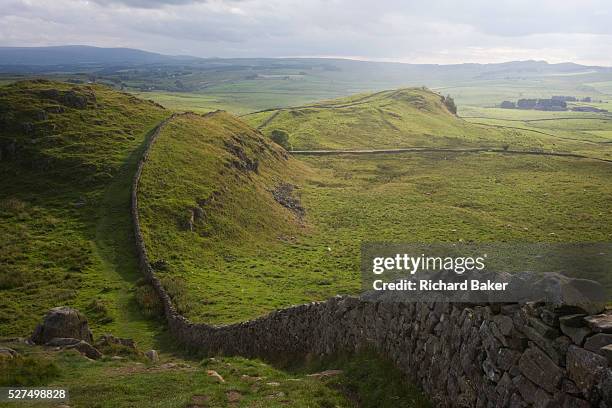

left=138, top=100, right=612, bottom=326
left=243, top=88, right=517, bottom=150
left=138, top=112, right=313, bottom=322
left=0, top=80, right=169, bottom=342
left=244, top=88, right=612, bottom=161
left=0, top=341, right=430, bottom=408
left=0, top=81, right=430, bottom=408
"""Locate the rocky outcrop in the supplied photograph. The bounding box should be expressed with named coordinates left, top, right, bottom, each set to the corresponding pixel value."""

left=30, top=306, right=93, bottom=345
left=271, top=183, right=305, bottom=218
left=0, top=347, right=18, bottom=360
left=131, top=115, right=612, bottom=407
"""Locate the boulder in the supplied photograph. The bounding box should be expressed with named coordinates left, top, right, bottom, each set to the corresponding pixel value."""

left=602, top=344, right=612, bottom=365
left=560, top=325, right=591, bottom=346
left=531, top=274, right=607, bottom=316
left=145, top=349, right=159, bottom=363
left=65, top=340, right=102, bottom=360
left=584, top=333, right=612, bottom=355
left=513, top=375, right=538, bottom=404
left=584, top=313, right=612, bottom=334
left=60, top=90, right=89, bottom=109
left=46, top=337, right=82, bottom=347
left=31, top=307, right=93, bottom=345
left=518, top=346, right=563, bottom=393
left=566, top=345, right=608, bottom=395
left=95, top=334, right=136, bottom=350
left=95, top=334, right=139, bottom=356
left=0, top=347, right=18, bottom=360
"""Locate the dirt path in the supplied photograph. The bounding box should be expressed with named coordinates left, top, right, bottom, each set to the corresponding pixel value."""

left=290, top=146, right=612, bottom=163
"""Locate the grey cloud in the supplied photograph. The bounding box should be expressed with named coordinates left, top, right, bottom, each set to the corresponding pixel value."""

left=90, top=0, right=231, bottom=9
left=1, top=0, right=612, bottom=65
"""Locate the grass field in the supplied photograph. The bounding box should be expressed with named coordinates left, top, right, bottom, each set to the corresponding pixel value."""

left=0, top=342, right=429, bottom=408
left=3, top=78, right=612, bottom=406
left=137, top=92, right=612, bottom=325
left=0, top=80, right=171, bottom=344
left=0, top=81, right=433, bottom=407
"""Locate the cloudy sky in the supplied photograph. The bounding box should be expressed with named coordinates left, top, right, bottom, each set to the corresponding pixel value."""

left=1, top=0, right=612, bottom=65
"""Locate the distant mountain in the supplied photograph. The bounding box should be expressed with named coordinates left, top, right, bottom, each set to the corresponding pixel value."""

left=0, top=45, right=200, bottom=66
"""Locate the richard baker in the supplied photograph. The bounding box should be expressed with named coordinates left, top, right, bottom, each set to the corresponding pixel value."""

left=372, top=279, right=509, bottom=291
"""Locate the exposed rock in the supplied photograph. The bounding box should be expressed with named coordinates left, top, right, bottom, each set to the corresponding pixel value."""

left=559, top=314, right=587, bottom=328
left=560, top=378, right=581, bottom=395
left=0, top=347, right=18, bottom=359
left=584, top=313, right=612, bottom=334
left=559, top=313, right=591, bottom=345
left=532, top=388, right=552, bottom=408
left=65, top=340, right=102, bottom=360
left=31, top=307, right=93, bottom=345
left=492, top=314, right=514, bottom=336
left=193, top=205, right=205, bottom=222
left=533, top=274, right=607, bottom=315
left=497, top=348, right=521, bottom=371
left=145, top=349, right=159, bottom=363
left=559, top=394, right=590, bottom=408
left=561, top=325, right=591, bottom=346
left=482, top=358, right=501, bottom=382
left=521, top=324, right=563, bottom=364
left=271, top=183, right=305, bottom=219
left=602, top=344, right=612, bottom=365
left=226, top=390, right=242, bottom=403
left=528, top=317, right=558, bottom=339
left=183, top=208, right=195, bottom=231
left=44, top=105, right=65, bottom=114
left=518, top=346, right=563, bottom=393
left=60, top=90, right=90, bottom=109
left=539, top=308, right=559, bottom=328
left=46, top=337, right=81, bottom=347
left=584, top=333, right=612, bottom=355
left=224, top=140, right=259, bottom=173
left=566, top=345, right=608, bottom=395
left=151, top=259, right=169, bottom=271
left=513, top=375, right=538, bottom=404
left=95, top=334, right=138, bottom=356
left=207, top=370, right=225, bottom=383
left=306, top=369, right=343, bottom=378
left=599, top=370, right=612, bottom=407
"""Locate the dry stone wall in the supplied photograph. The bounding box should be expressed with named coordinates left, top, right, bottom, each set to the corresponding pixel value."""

left=132, top=116, right=612, bottom=408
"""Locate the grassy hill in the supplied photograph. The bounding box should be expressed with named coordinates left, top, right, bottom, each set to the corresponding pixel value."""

left=137, top=111, right=314, bottom=322
left=243, top=88, right=499, bottom=150
left=0, top=82, right=430, bottom=408
left=0, top=79, right=169, bottom=341
left=243, top=88, right=612, bottom=162
left=3, top=81, right=608, bottom=406
left=138, top=95, right=612, bottom=326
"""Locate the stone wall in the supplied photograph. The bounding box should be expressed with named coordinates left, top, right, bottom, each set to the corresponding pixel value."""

left=131, top=116, right=612, bottom=408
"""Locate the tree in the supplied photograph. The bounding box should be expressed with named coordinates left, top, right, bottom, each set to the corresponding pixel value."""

left=442, top=95, right=457, bottom=115
left=270, top=129, right=290, bottom=150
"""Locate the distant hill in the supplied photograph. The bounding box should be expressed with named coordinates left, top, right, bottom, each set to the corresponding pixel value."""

left=0, top=45, right=199, bottom=67
left=0, top=45, right=608, bottom=77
